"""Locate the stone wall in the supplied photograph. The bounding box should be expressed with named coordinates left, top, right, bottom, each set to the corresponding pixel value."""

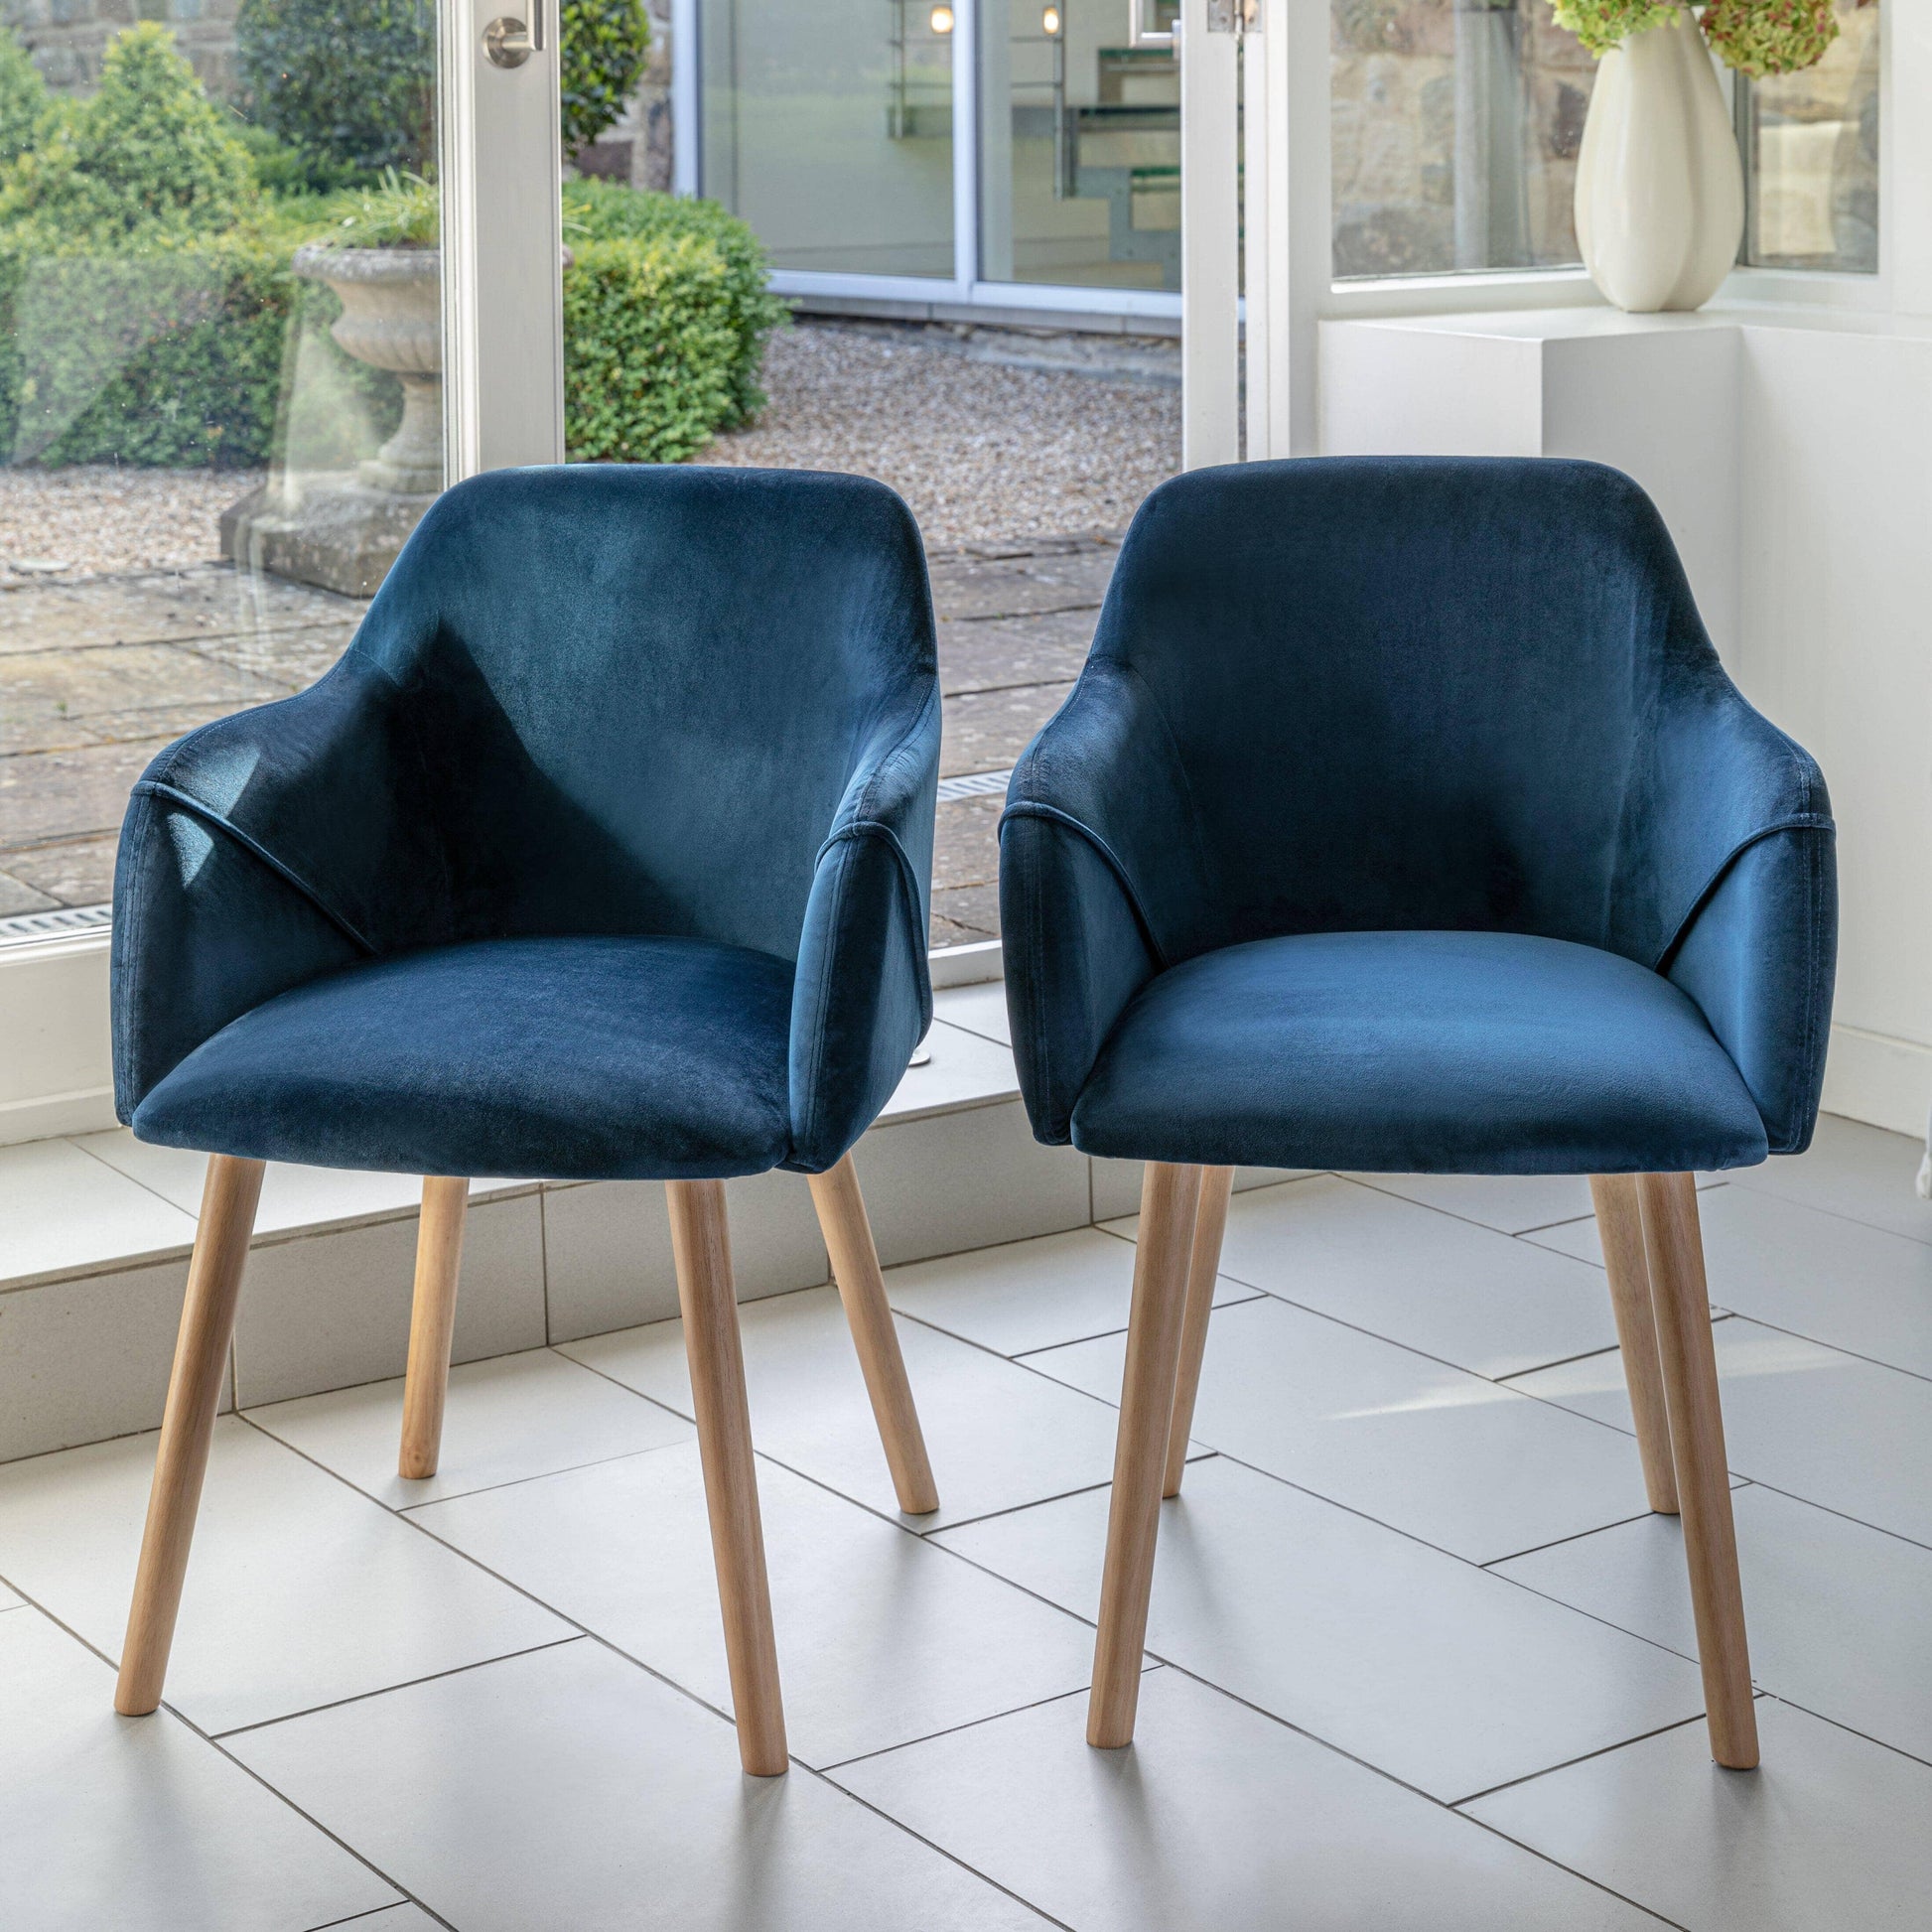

left=1330, top=0, right=1593, bottom=279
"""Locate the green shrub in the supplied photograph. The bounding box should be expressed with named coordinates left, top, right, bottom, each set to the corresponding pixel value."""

left=563, top=180, right=785, bottom=433
left=560, top=0, right=651, bottom=157
left=234, top=0, right=435, bottom=183
left=0, top=27, right=51, bottom=168
left=309, top=167, right=437, bottom=248
left=0, top=25, right=256, bottom=243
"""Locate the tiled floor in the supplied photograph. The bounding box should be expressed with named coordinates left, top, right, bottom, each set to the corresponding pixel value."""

left=2, top=1114, right=1929, bottom=1927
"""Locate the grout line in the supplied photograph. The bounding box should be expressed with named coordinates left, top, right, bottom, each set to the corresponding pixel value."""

left=303, top=1904, right=431, bottom=1931
left=1449, top=1710, right=1725, bottom=1807
left=1477, top=1508, right=1675, bottom=1570
left=210, top=1636, right=588, bottom=1740
left=390, top=1431, right=694, bottom=1514
left=814, top=1672, right=1124, bottom=1774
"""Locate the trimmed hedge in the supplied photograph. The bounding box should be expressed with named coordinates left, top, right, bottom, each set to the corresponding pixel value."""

left=0, top=234, right=396, bottom=468
left=563, top=180, right=787, bottom=442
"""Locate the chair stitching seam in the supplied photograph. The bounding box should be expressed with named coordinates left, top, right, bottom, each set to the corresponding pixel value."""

left=132, top=781, right=379, bottom=957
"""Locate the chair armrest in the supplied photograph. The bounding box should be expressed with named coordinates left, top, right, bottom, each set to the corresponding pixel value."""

left=786, top=689, right=940, bottom=1172
left=997, top=662, right=1206, bottom=1145
left=998, top=806, right=1160, bottom=1145
left=1637, top=677, right=1838, bottom=1159
left=1666, top=821, right=1837, bottom=1156
left=112, top=654, right=444, bottom=1118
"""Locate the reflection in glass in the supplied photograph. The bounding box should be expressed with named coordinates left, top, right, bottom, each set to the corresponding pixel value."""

left=1739, top=0, right=1877, bottom=272
left=699, top=0, right=954, bottom=277
left=980, top=0, right=1179, bottom=291
left=1331, top=0, right=1593, bottom=279
left=0, top=9, right=439, bottom=920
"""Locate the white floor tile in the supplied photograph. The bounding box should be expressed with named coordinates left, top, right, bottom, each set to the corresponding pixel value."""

left=0, top=1607, right=398, bottom=1932
left=1089, top=1160, right=1315, bottom=1223
left=0, top=1578, right=20, bottom=1609
left=836, top=1667, right=1665, bottom=1930
left=1129, top=1173, right=1619, bottom=1378
left=931, top=980, right=1012, bottom=1047
left=0, top=1258, right=208, bottom=1464
left=1725, top=1113, right=1932, bottom=1247
left=1514, top=1318, right=1932, bottom=1549
left=540, top=1172, right=829, bottom=1345
left=876, top=1018, right=1019, bottom=1123
left=233, top=1193, right=547, bottom=1408
left=1466, top=1698, right=1932, bottom=1930
left=935, top=1456, right=1704, bottom=1802
left=559, top=1285, right=1123, bottom=1531
left=0, top=1418, right=570, bottom=1733
left=73, top=1133, right=430, bottom=1237
left=1348, top=1171, right=1601, bottom=1235
left=228, top=1639, right=1050, bottom=1932
left=413, top=1441, right=1095, bottom=1768
left=311, top=1908, right=440, bottom=1931
left=1027, top=1295, right=1653, bottom=1563
left=887, top=1225, right=1257, bottom=1358
left=1496, top=1483, right=1932, bottom=1765
left=0, top=1136, right=196, bottom=1287
left=1656, top=1183, right=1932, bottom=1379
left=854, top=1099, right=1092, bottom=1266
left=246, top=1346, right=692, bottom=1506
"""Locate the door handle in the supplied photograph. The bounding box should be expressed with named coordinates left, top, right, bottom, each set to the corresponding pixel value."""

left=483, top=0, right=544, bottom=67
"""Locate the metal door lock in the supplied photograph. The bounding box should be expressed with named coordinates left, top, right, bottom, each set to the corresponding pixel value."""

left=483, top=0, right=544, bottom=66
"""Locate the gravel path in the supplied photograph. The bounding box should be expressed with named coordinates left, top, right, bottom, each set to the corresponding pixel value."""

left=1, top=467, right=261, bottom=582
left=706, top=322, right=1181, bottom=549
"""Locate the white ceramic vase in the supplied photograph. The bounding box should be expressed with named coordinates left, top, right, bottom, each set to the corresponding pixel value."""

left=1574, top=4, right=1743, bottom=313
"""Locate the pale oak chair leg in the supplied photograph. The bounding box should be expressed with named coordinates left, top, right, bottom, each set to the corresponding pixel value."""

left=1089, top=1161, right=1203, bottom=1748
left=1636, top=1171, right=1758, bottom=1770
left=1588, top=1173, right=1679, bottom=1514
left=1163, top=1165, right=1234, bottom=1498
left=667, top=1177, right=788, bottom=1776
left=808, top=1154, right=938, bottom=1515
left=115, top=1154, right=265, bottom=1717
left=398, top=1176, right=470, bottom=1480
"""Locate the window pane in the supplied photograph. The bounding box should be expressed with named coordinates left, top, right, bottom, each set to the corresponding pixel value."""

left=700, top=0, right=954, bottom=277
left=1740, top=0, right=1878, bottom=272
left=1331, top=0, right=1593, bottom=280
left=2, top=10, right=440, bottom=924
left=978, top=0, right=1180, bottom=293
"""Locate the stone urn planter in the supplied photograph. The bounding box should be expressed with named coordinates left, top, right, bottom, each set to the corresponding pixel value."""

left=222, top=245, right=443, bottom=598
left=291, top=243, right=443, bottom=494
left=1574, top=4, right=1743, bottom=313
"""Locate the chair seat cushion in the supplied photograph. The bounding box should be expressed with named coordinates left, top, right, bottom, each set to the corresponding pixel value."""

left=1071, top=930, right=1767, bottom=1174
left=131, top=935, right=797, bottom=1181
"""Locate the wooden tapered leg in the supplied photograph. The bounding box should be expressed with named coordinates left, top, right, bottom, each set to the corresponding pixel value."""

left=1588, top=1174, right=1679, bottom=1515
left=1636, top=1172, right=1758, bottom=1770
left=115, top=1155, right=265, bottom=1717
left=1163, top=1165, right=1233, bottom=1498
left=667, top=1178, right=787, bottom=1775
left=399, top=1177, right=470, bottom=1480
left=1089, top=1161, right=1203, bottom=1748
left=808, top=1155, right=938, bottom=1515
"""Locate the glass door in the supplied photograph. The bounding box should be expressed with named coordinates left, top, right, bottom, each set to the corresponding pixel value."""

left=0, top=0, right=560, bottom=935
left=979, top=0, right=1180, bottom=293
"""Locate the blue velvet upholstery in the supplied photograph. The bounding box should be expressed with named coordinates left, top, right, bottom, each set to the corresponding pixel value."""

left=1001, top=458, right=1837, bottom=1174
left=113, top=465, right=940, bottom=1180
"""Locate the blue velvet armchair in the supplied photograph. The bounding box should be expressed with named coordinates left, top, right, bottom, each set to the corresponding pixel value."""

left=109, top=466, right=944, bottom=1774
left=1000, top=457, right=1837, bottom=1771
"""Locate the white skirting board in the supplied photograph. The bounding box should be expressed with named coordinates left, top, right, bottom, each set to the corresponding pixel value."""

left=1821, top=1025, right=1932, bottom=1142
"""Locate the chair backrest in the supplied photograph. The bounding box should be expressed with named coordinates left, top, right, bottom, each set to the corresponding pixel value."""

left=348, top=464, right=936, bottom=961
left=1089, top=456, right=1749, bottom=969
